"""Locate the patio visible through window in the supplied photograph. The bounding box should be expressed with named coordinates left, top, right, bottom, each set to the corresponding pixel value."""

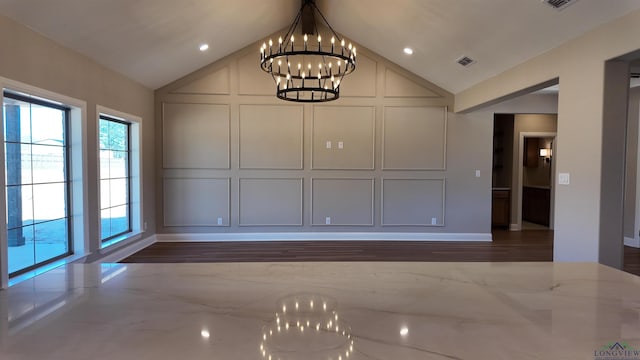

left=3, top=92, right=71, bottom=275
left=99, top=116, right=131, bottom=241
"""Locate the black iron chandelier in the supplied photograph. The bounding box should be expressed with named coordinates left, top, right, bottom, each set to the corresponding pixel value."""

left=260, top=0, right=356, bottom=102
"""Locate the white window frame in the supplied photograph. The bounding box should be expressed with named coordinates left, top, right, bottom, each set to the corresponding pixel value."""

left=96, top=105, right=143, bottom=250
left=0, top=77, right=88, bottom=289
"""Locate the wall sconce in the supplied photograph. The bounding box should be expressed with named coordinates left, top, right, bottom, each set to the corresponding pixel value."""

left=539, top=148, right=552, bottom=162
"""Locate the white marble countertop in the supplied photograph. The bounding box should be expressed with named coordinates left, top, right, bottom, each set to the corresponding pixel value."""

left=1, top=262, right=639, bottom=359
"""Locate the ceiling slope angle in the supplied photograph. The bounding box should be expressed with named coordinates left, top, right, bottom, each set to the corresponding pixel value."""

left=0, top=0, right=299, bottom=89
left=318, top=0, right=640, bottom=93
left=1, top=0, right=640, bottom=92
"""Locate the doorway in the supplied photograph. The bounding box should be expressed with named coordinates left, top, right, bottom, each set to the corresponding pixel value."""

left=520, top=134, right=555, bottom=230
left=491, top=113, right=557, bottom=231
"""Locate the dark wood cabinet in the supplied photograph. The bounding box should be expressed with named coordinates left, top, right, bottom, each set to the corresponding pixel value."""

left=524, top=137, right=539, bottom=168
left=492, top=189, right=510, bottom=228
left=522, top=186, right=550, bottom=226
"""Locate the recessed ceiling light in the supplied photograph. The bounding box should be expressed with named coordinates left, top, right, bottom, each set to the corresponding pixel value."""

left=199, top=44, right=209, bottom=52
left=400, top=327, right=409, bottom=336
left=403, top=47, right=413, bottom=55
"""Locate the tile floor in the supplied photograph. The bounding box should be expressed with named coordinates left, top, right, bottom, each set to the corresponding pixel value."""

left=1, top=262, right=640, bottom=359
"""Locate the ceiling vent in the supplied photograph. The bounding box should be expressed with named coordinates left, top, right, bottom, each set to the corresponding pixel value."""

left=542, top=0, right=579, bottom=11
left=456, top=56, right=476, bottom=67
left=631, top=72, right=640, bottom=78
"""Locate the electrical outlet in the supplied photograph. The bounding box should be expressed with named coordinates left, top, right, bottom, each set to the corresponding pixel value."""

left=325, top=217, right=331, bottom=225
left=217, top=217, right=223, bottom=225
left=326, top=141, right=332, bottom=149
left=338, top=141, right=344, bottom=149
left=431, top=217, right=437, bottom=225
left=475, top=170, right=480, bottom=178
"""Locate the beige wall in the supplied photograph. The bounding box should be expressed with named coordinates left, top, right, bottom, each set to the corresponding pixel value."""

left=0, top=15, right=156, bottom=254
left=456, top=9, right=640, bottom=263
left=155, top=40, right=507, bottom=235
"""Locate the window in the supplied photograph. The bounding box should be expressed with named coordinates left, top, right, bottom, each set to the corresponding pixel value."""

left=3, top=92, right=72, bottom=276
left=99, top=116, right=131, bottom=241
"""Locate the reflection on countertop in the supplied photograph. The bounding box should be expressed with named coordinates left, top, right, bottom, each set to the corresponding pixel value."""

left=1, top=262, right=640, bottom=359
left=261, top=294, right=354, bottom=359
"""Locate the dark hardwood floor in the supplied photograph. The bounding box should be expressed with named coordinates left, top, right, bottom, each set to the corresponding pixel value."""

left=121, top=230, right=640, bottom=276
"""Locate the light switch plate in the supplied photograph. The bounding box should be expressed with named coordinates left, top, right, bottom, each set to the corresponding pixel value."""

left=326, top=141, right=332, bottom=149
left=217, top=217, right=223, bottom=225
left=558, top=173, right=570, bottom=185
left=431, top=217, right=437, bottom=225
left=325, top=217, right=331, bottom=225
left=475, top=170, right=481, bottom=178
left=338, top=141, right=344, bottom=149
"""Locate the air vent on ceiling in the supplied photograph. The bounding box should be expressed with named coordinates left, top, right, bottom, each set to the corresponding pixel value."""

left=631, top=72, right=640, bottom=79
left=456, top=56, right=476, bottom=67
left=542, top=0, right=579, bottom=11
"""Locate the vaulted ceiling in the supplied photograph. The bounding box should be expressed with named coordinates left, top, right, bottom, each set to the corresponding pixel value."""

left=1, top=0, right=639, bottom=92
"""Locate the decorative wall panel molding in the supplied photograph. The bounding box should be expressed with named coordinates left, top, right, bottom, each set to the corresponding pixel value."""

left=339, top=54, right=377, bottom=97
left=239, top=178, right=303, bottom=226
left=311, top=178, right=374, bottom=226
left=156, top=37, right=464, bottom=235
left=238, top=52, right=276, bottom=95
left=384, top=69, right=443, bottom=98
left=312, top=106, right=375, bottom=169
left=162, top=103, right=230, bottom=169
left=163, top=178, right=230, bottom=226
left=157, top=232, right=492, bottom=242
left=170, top=67, right=230, bottom=95
left=239, top=104, right=304, bottom=169
left=382, top=106, right=447, bottom=170
left=381, top=179, right=445, bottom=226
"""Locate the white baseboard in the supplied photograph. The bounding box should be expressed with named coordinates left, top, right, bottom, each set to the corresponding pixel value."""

left=156, top=232, right=492, bottom=242
left=624, top=236, right=640, bottom=248
left=98, top=235, right=157, bottom=263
